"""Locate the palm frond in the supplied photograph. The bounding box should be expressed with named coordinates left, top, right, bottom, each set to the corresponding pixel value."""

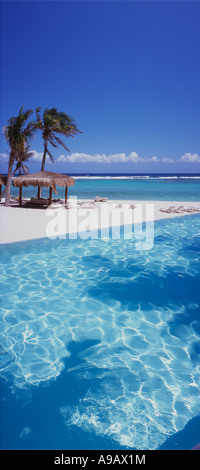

left=46, top=147, right=55, bottom=163
left=53, top=135, right=70, bottom=152
left=21, top=163, right=29, bottom=174
left=23, top=121, right=39, bottom=142
left=48, top=135, right=58, bottom=148
left=36, top=107, right=41, bottom=121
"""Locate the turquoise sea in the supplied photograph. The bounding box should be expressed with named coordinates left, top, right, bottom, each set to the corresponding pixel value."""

left=0, top=174, right=200, bottom=451
left=8, top=173, right=200, bottom=201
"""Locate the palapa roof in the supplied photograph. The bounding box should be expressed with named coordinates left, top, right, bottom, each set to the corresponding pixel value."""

left=0, top=175, right=7, bottom=186
left=12, top=171, right=75, bottom=194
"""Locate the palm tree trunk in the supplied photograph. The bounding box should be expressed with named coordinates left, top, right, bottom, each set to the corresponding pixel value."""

left=11, top=165, right=18, bottom=177
left=38, top=140, right=47, bottom=198
left=5, top=152, right=14, bottom=207
left=41, top=141, right=47, bottom=172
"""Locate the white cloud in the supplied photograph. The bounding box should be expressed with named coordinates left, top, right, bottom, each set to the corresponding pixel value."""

left=0, top=150, right=44, bottom=162
left=0, top=153, right=8, bottom=160
left=23, top=150, right=52, bottom=163
left=0, top=150, right=54, bottom=167
left=31, top=150, right=43, bottom=161
left=128, top=152, right=140, bottom=162
left=57, top=152, right=161, bottom=164
left=1, top=150, right=200, bottom=166
left=58, top=152, right=128, bottom=164
left=179, top=153, right=200, bottom=163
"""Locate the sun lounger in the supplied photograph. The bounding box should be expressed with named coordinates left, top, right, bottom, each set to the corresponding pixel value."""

left=29, top=198, right=49, bottom=206
left=24, top=197, right=50, bottom=207
left=172, top=206, right=184, bottom=212
left=79, top=202, right=96, bottom=209
left=65, top=201, right=78, bottom=209
left=94, top=196, right=108, bottom=202
left=9, top=195, right=19, bottom=204
left=171, top=206, right=200, bottom=214
left=159, top=206, right=175, bottom=213
left=173, top=206, right=185, bottom=213
left=49, top=200, right=65, bottom=208
left=160, top=205, right=200, bottom=214
left=183, top=207, right=200, bottom=213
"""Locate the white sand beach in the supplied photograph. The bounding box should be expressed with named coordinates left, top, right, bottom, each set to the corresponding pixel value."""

left=0, top=199, right=200, bottom=244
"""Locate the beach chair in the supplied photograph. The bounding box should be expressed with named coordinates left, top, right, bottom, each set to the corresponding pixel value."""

left=184, top=207, right=200, bottom=213
left=65, top=200, right=78, bottom=209
left=79, top=202, right=96, bottom=209
left=25, top=197, right=50, bottom=207
left=173, top=206, right=185, bottom=213
left=9, top=195, right=19, bottom=204
left=159, top=206, right=175, bottom=213
left=30, top=198, right=49, bottom=206
left=52, top=198, right=62, bottom=203
left=94, top=196, right=108, bottom=202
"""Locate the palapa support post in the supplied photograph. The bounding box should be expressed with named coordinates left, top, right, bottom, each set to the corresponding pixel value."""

left=49, top=187, right=52, bottom=206
left=19, top=186, right=22, bottom=206
left=65, top=186, right=68, bottom=204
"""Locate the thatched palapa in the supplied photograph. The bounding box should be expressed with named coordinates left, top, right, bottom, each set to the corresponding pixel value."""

left=0, top=175, right=7, bottom=186
left=0, top=175, right=7, bottom=201
left=12, top=171, right=75, bottom=206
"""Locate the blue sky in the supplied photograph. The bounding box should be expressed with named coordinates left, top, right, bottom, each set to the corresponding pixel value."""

left=0, top=0, right=200, bottom=174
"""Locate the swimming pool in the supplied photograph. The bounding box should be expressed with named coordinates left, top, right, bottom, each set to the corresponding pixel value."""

left=0, top=214, right=200, bottom=450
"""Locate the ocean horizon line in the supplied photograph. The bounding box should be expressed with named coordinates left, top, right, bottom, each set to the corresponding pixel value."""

left=2, top=171, right=200, bottom=179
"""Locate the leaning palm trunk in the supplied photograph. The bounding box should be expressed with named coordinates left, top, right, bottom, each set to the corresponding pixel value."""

left=2, top=163, right=28, bottom=202
left=5, top=151, right=15, bottom=206
left=38, top=141, right=48, bottom=198
left=41, top=141, right=47, bottom=172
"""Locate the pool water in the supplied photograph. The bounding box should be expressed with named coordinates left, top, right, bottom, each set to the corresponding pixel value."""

left=0, top=214, right=200, bottom=450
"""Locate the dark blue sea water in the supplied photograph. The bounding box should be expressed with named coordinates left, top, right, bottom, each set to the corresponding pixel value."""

left=5, top=173, right=200, bottom=201
left=0, top=214, right=200, bottom=450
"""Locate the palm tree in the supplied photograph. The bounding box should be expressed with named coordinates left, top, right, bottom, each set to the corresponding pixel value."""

left=36, top=107, right=81, bottom=172
left=3, top=106, right=37, bottom=206
left=12, top=146, right=33, bottom=176
left=0, top=147, right=33, bottom=201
